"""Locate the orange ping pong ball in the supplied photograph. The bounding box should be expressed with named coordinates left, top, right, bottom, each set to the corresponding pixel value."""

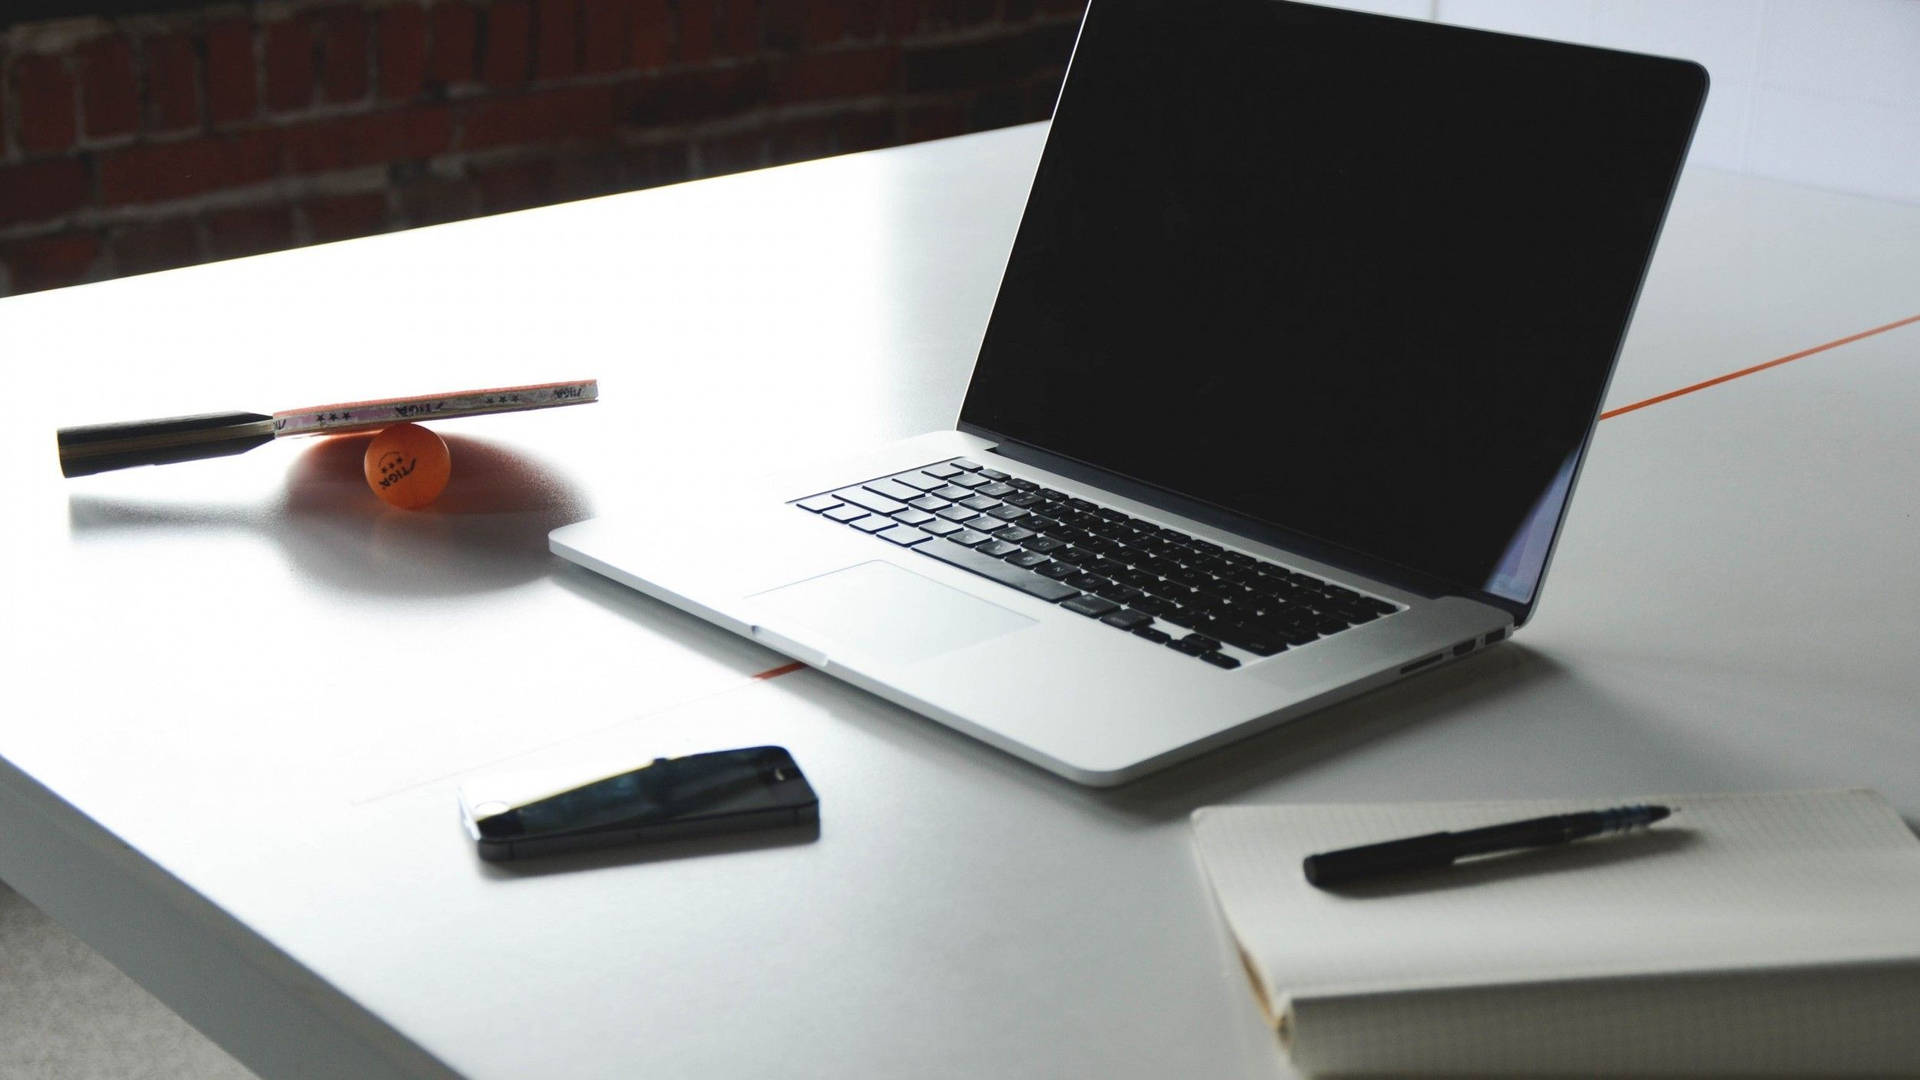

left=364, top=423, right=452, bottom=509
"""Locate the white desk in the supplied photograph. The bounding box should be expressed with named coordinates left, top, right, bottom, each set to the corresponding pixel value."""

left=3, top=123, right=1917, bottom=1079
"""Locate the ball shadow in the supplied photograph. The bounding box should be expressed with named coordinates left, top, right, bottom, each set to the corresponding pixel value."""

left=67, top=433, right=591, bottom=598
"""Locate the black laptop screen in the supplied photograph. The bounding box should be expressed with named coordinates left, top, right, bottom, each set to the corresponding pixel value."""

left=959, top=0, right=1704, bottom=607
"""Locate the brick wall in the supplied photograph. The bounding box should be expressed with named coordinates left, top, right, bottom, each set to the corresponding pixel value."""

left=0, top=0, right=1086, bottom=297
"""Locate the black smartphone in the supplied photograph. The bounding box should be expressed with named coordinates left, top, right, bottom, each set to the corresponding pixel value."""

left=459, top=746, right=818, bottom=861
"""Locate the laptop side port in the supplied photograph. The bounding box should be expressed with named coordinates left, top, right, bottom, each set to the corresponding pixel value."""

left=1399, top=653, right=1445, bottom=675
left=1484, top=627, right=1507, bottom=646
left=1452, top=640, right=1475, bottom=658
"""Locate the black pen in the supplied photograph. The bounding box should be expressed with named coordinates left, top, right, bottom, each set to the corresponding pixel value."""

left=1302, top=804, right=1673, bottom=887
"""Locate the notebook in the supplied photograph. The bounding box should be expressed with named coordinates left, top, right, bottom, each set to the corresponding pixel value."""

left=1191, top=790, right=1920, bottom=1076
left=550, top=1, right=1708, bottom=785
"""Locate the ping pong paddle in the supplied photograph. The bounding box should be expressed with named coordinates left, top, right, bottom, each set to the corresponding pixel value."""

left=56, top=379, right=597, bottom=478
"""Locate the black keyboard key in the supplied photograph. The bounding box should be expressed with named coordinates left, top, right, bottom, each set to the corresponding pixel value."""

left=824, top=504, right=867, bottom=523
left=1064, top=572, right=1112, bottom=592
left=1198, top=651, right=1240, bottom=670
left=916, top=538, right=1081, bottom=601
left=1002, top=492, right=1042, bottom=508
left=956, top=514, right=1000, bottom=531
left=922, top=462, right=961, bottom=479
left=948, top=529, right=993, bottom=546
left=878, top=525, right=931, bottom=546
left=935, top=505, right=976, bottom=523
left=950, top=458, right=984, bottom=471
left=1039, top=488, right=1068, bottom=500
left=834, top=487, right=908, bottom=515
left=977, top=467, right=1008, bottom=481
left=1005, top=551, right=1050, bottom=569
left=908, top=495, right=951, bottom=512
left=931, top=484, right=973, bottom=500
left=960, top=494, right=1000, bottom=511
left=1023, top=536, right=1065, bottom=554
left=892, top=509, right=936, bottom=526
left=1036, top=561, right=1078, bottom=580
left=949, top=473, right=990, bottom=489
left=993, top=526, right=1037, bottom=543
left=1167, top=636, right=1212, bottom=656
left=864, top=478, right=923, bottom=501
left=978, top=482, right=1015, bottom=497
left=797, top=494, right=840, bottom=512
left=987, top=505, right=1029, bottom=521
left=975, top=540, right=1021, bottom=557
left=1062, top=594, right=1119, bottom=618
left=1132, top=626, right=1172, bottom=645
left=1182, top=633, right=1223, bottom=652
left=1100, top=608, right=1153, bottom=631
left=920, top=519, right=962, bottom=537
left=850, top=514, right=895, bottom=533
left=1215, top=623, right=1286, bottom=656
left=1006, top=478, right=1039, bottom=492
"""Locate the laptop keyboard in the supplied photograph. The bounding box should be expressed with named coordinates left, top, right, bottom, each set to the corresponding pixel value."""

left=791, top=458, right=1398, bottom=670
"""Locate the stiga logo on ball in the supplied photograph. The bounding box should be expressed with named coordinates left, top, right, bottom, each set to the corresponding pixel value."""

left=364, top=423, right=451, bottom=509
left=374, top=450, right=416, bottom=489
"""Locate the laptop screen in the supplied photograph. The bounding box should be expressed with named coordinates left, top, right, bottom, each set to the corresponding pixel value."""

left=959, top=0, right=1705, bottom=608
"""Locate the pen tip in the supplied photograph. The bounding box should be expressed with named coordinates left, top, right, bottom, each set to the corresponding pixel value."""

left=1646, top=804, right=1672, bottom=822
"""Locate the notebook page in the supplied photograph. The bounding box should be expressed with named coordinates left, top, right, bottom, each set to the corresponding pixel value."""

left=1192, top=790, right=1920, bottom=1001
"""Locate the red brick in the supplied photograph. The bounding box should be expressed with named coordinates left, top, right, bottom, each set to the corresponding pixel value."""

left=303, top=191, right=389, bottom=243
left=98, top=129, right=283, bottom=205
left=474, top=156, right=558, bottom=213
left=838, top=107, right=895, bottom=151
left=581, top=0, right=632, bottom=73
left=378, top=5, right=429, bottom=100
left=845, top=0, right=887, bottom=38
left=205, top=20, right=258, bottom=126
left=699, top=128, right=765, bottom=176
left=14, top=54, right=78, bottom=154
left=284, top=105, right=454, bottom=173
left=764, top=0, right=804, bottom=50
left=429, top=3, right=480, bottom=85
left=111, top=217, right=203, bottom=277
left=618, top=62, right=768, bottom=125
left=806, top=1, right=847, bottom=45
left=0, top=158, right=90, bottom=228
left=678, top=0, right=713, bottom=64
left=3, top=231, right=101, bottom=295
left=318, top=7, right=372, bottom=103
left=901, top=102, right=964, bottom=143
left=395, top=174, right=479, bottom=226
left=482, top=0, right=533, bottom=86
left=773, top=45, right=898, bottom=103
left=463, top=84, right=615, bottom=150
left=78, top=35, right=139, bottom=139
left=264, top=16, right=319, bottom=112
left=716, top=0, right=759, bottom=56
left=629, top=0, right=671, bottom=69
left=902, top=23, right=1075, bottom=93
left=535, top=0, right=579, bottom=80
left=768, top=115, right=834, bottom=164
left=146, top=34, right=201, bottom=132
left=205, top=204, right=296, bottom=260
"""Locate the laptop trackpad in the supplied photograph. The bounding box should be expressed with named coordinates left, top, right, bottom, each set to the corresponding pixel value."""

left=749, top=560, right=1036, bottom=666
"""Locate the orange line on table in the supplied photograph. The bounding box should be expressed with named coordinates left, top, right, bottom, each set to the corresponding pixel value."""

left=1600, top=313, right=1920, bottom=421
left=753, top=661, right=808, bottom=680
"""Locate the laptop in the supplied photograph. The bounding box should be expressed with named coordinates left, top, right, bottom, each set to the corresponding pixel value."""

left=552, top=0, right=1707, bottom=785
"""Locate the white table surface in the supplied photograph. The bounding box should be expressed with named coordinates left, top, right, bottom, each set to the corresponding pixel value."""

left=2, top=122, right=1917, bottom=1079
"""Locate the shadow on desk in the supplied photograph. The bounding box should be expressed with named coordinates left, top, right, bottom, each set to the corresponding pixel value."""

left=67, top=434, right=589, bottom=598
